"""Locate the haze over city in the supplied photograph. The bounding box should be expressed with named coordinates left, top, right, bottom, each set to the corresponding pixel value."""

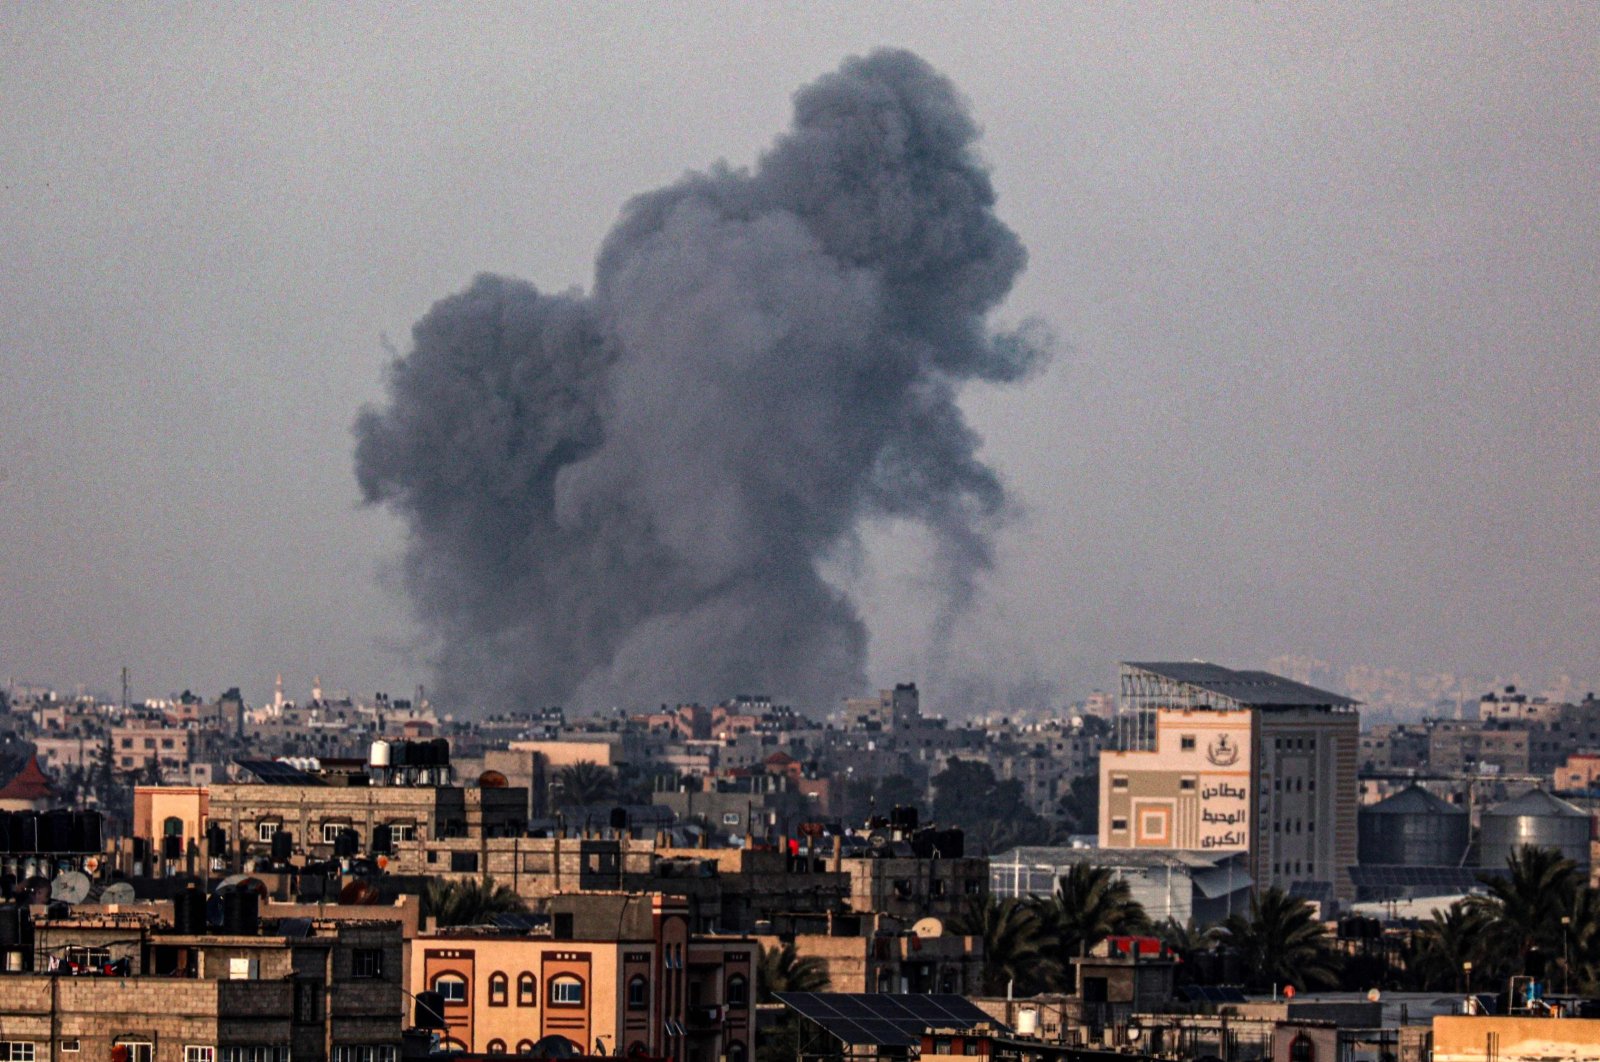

left=3, top=6, right=1597, bottom=715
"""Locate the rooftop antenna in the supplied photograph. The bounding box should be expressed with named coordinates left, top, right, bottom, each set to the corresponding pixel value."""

left=121, top=666, right=129, bottom=712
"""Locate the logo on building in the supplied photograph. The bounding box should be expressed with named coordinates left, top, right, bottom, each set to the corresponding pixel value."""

left=1206, top=734, right=1239, bottom=767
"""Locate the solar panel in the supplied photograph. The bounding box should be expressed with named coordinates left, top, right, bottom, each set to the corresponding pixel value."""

left=1180, top=985, right=1248, bottom=1003
left=234, top=758, right=320, bottom=785
left=777, top=993, right=1002, bottom=1047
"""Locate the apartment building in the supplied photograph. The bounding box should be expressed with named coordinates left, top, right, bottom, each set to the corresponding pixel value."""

left=410, top=893, right=754, bottom=1062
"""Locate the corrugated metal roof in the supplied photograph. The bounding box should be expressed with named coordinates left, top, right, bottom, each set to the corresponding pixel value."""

left=1123, top=661, right=1359, bottom=708
left=1364, top=784, right=1467, bottom=817
left=1485, top=787, right=1589, bottom=819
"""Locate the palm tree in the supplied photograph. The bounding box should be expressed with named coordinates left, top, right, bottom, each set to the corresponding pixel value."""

left=950, top=894, right=1057, bottom=996
left=1034, top=864, right=1149, bottom=990
left=553, top=761, right=619, bottom=808
left=1563, top=885, right=1600, bottom=995
left=1155, top=918, right=1216, bottom=986
left=1467, top=845, right=1582, bottom=981
left=1216, top=886, right=1339, bottom=991
left=423, top=876, right=526, bottom=927
left=755, top=941, right=831, bottom=1001
left=1404, top=901, right=1489, bottom=991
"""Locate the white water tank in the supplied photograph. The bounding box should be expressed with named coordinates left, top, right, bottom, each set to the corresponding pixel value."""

left=369, top=740, right=391, bottom=768
left=1017, top=1010, right=1038, bottom=1036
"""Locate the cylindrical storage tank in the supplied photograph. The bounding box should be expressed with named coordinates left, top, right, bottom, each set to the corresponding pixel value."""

left=369, top=740, right=390, bottom=768
left=174, top=884, right=206, bottom=934
left=270, top=830, right=292, bottom=864
left=429, top=738, right=451, bottom=766
left=1480, top=789, right=1592, bottom=871
left=71, top=811, right=103, bottom=854
left=221, top=888, right=259, bottom=935
left=13, top=815, right=38, bottom=854
left=390, top=741, right=410, bottom=768
left=1358, top=785, right=1470, bottom=866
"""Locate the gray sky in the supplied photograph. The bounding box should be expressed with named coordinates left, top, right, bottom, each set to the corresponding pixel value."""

left=3, top=4, right=1596, bottom=713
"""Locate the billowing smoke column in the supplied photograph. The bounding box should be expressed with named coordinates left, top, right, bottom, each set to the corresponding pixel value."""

left=354, top=49, right=1047, bottom=713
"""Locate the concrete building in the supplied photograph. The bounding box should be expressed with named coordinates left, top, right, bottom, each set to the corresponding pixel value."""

left=0, top=906, right=404, bottom=1062
left=1100, top=662, right=1360, bottom=904
left=989, top=846, right=1252, bottom=926
left=757, top=910, right=982, bottom=996
left=410, top=892, right=754, bottom=1062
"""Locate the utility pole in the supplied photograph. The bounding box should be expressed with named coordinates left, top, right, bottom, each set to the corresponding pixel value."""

left=121, top=667, right=129, bottom=713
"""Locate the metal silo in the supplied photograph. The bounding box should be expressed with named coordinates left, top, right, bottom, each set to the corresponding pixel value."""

left=1479, top=788, right=1592, bottom=871
left=1358, top=785, right=1470, bottom=866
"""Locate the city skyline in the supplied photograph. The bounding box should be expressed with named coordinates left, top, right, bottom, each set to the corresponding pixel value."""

left=4, top=7, right=1597, bottom=715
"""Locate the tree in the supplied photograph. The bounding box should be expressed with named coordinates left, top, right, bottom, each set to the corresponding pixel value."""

left=755, top=941, right=831, bottom=1001
left=1405, top=901, right=1490, bottom=991
left=950, top=893, right=1057, bottom=996
left=1467, top=844, right=1582, bottom=982
left=1055, top=774, right=1100, bottom=837
left=423, top=877, right=526, bottom=927
left=930, top=759, right=1053, bottom=855
left=553, top=761, right=619, bottom=808
left=1216, top=886, right=1339, bottom=991
left=1033, top=863, right=1150, bottom=990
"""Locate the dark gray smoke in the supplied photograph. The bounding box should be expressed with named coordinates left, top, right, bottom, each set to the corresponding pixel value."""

left=354, top=49, right=1048, bottom=713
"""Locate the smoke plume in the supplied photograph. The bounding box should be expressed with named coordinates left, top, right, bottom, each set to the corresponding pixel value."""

left=354, top=49, right=1047, bottom=713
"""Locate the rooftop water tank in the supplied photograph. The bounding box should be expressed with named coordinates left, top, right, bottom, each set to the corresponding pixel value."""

left=369, top=740, right=391, bottom=768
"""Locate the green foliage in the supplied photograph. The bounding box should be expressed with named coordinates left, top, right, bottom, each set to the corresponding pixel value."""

left=423, top=876, right=526, bottom=927
left=1038, top=862, right=1151, bottom=967
left=930, top=758, right=1056, bottom=854
left=552, top=761, right=619, bottom=807
left=1404, top=901, right=1490, bottom=991
left=951, top=893, right=1058, bottom=995
left=755, top=941, right=831, bottom=1000
left=1465, top=844, right=1582, bottom=983
left=1216, top=886, right=1339, bottom=991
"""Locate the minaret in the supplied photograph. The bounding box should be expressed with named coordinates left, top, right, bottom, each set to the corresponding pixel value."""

left=312, top=675, right=323, bottom=704
left=273, top=673, right=285, bottom=713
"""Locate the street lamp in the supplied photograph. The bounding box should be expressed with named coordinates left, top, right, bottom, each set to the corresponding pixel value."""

left=1562, top=916, right=1572, bottom=995
left=1462, top=961, right=1472, bottom=997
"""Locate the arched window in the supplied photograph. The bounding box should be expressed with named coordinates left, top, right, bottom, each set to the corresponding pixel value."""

left=488, top=972, right=508, bottom=1006
left=163, top=816, right=184, bottom=837
left=727, top=1043, right=746, bottom=1062
left=1289, top=1034, right=1316, bottom=1062
left=627, top=974, right=648, bottom=1010
left=725, top=974, right=748, bottom=1009
left=432, top=972, right=468, bottom=1003
left=486, top=1041, right=506, bottom=1056
left=440, top=1041, right=467, bottom=1054
left=549, top=975, right=584, bottom=1006
left=515, top=1043, right=534, bottom=1057
left=626, top=1044, right=648, bottom=1059
left=517, top=972, right=536, bottom=1006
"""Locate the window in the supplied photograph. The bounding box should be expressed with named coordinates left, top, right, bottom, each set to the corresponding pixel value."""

left=257, top=821, right=280, bottom=843
left=186, top=1048, right=216, bottom=1062
left=162, top=739, right=175, bottom=750
left=1110, top=817, right=1127, bottom=831
left=725, top=974, right=748, bottom=1008
left=219, top=1050, right=290, bottom=1062
left=0, top=1045, right=36, bottom=1062
left=1110, top=775, right=1128, bottom=790
left=1179, top=777, right=1196, bottom=790
left=434, top=973, right=467, bottom=1003
left=486, top=1043, right=505, bottom=1056
left=322, top=823, right=349, bottom=845
left=549, top=976, right=584, bottom=1006
left=627, top=975, right=648, bottom=1010
left=489, top=972, right=508, bottom=1006
left=60, top=1045, right=80, bottom=1055
left=517, top=973, right=536, bottom=1006
left=65, top=946, right=110, bottom=969
left=516, top=1044, right=534, bottom=1057
left=1180, top=735, right=1196, bottom=751
left=116, top=1044, right=153, bottom=1062
left=332, top=1050, right=396, bottom=1062
left=449, top=851, right=478, bottom=873
left=721, top=812, right=741, bottom=826
left=351, top=948, right=383, bottom=979
left=389, top=823, right=415, bottom=842
left=1289, top=1033, right=1316, bottom=1062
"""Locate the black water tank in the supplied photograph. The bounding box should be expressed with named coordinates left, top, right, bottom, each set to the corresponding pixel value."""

left=891, top=805, right=919, bottom=830
left=174, top=884, right=205, bottom=934
left=371, top=824, right=393, bottom=855
left=414, top=990, right=447, bottom=1029
left=0, top=812, right=12, bottom=853
left=334, top=829, right=359, bottom=858
left=391, top=741, right=410, bottom=768
left=206, top=825, right=227, bottom=859
left=430, top=738, right=450, bottom=766
left=221, top=889, right=259, bottom=935
left=71, top=811, right=103, bottom=854
left=609, top=807, right=628, bottom=830
left=270, top=830, right=292, bottom=863
left=163, top=835, right=183, bottom=861
left=40, top=810, right=70, bottom=852
left=14, top=814, right=39, bottom=854
left=131, top=837, right=148, bottom=863
left=0, top=904, right=28, bottom=947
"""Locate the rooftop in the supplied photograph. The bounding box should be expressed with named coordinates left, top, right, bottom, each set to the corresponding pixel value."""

left=1123, top=661, right=1359, bottom=710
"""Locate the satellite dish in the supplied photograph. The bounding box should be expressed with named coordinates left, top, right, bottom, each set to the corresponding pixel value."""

left=912, top=917, right=944, bottom=939
left=100, top=882, right=137, bottom=905
left=217, top=874, right=268, bottom=897
left=478, top=770, right=508, bottom=789
left=1367, top=988, right=1382, bottom=1002
left=338, top=879, right=381, bottom=906
left=868, top=830, right=891, bottom=851
left=51, top=871, right=92, bottom=905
